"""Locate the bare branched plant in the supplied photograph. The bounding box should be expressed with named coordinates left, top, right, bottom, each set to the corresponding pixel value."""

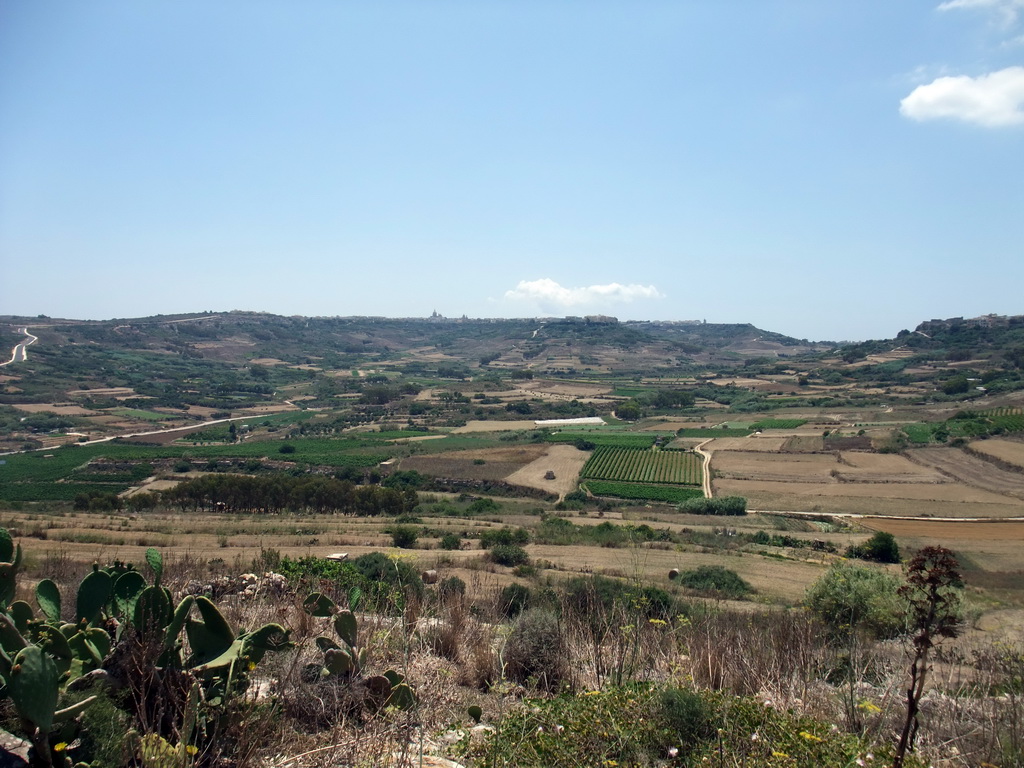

left=893, top=546, right=963, bottom=768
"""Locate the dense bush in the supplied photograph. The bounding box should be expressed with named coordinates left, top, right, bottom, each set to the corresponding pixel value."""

left=846, top=531, right=901, bottom=563
left=437, top=575, right=466, bottom=601
left=500, top=583, right=532, bottom=617
left=489, top=544, right=530, bottom=567
left=678, top=495, right=748, bottom=515
left=390, top=524, right=419, bottom=548
left=677, top=565, right=752, bottom=599
left=503, top=609, right=566, bottom=690
left=439, top=532, right=462, bottom=550
left=805, top=561, right=906, bottom=639
left=562, top=575, right=683, bottom=625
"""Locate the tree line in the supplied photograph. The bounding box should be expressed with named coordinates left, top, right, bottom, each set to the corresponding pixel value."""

left=129, top=473, right=418, bottom=516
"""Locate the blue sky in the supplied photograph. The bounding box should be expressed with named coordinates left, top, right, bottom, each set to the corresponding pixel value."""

left=1, top=1, right=1022, bottom=341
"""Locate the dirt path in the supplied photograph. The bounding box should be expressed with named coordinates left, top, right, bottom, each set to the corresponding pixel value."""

left=695, top=439, right=713, bottom=498
left=0, top=327, right=38, bottom=366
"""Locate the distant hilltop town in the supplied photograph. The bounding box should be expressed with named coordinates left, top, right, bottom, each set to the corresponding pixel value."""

left=426, top=311, right=623, bottom=325
left=915, top=313, right=1024, bottom=335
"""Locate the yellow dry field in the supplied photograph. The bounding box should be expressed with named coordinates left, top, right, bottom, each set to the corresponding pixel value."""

left=702, top=436, right=789, bottom=452
left=858, top=519, right=1024, bottom=574
left=504, top=444, right=590, bottom=499
left=712, top=451, right=839, bottom=482
left=834, top=452, right=947, bottom=483
left=909, top=447, right=1024, bottom=500
left=640, top=419, right=708, bottom=431
left=720, top=477, right=1018, bottom=503
left=453, top=420, right=538, bottom=433
left=13, top=403, right=98, bottom=415
left=715, top=478, right=1024, bottom=517
left=525, top=544, right=824, bottom=603
left=66, top=387, right=138, bottom=397
left=967, top=438, right=1024, bottom=470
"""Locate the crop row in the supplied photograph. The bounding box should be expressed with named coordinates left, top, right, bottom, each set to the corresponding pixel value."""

left=581, top=447, right=703, bottom=486
left=582, top=481, right=704, bottom=504
left=979, top=407, right=1023, bottom=418
left=991, top=415, right=1024, bottom=433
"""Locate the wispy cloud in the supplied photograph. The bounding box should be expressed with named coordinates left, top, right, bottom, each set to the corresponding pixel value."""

left=900, top=66, right=1024, bottom=126
left=938, top=0, right=1024, bottom=27
left=504, top=278, right=663, bottom=311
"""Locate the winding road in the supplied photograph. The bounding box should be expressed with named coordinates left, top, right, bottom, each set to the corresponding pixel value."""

left=0, top=327, right=37, bottom=366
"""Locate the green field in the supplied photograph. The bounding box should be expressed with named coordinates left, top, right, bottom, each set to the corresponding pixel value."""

left=581, top=446, right=703, bottom=486
left=547, top=432, right=662, bottom=448
left=749, top=418, right=807, bottom=430
left=582, top=480, right=704, bottom=504
left=979, top=407, right=1024, bottom=433
left=902, top=423, right=935, bottom=444
left=0, top=438, right=393, bottom=501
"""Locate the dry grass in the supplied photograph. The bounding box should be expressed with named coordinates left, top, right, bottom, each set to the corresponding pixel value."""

left=967, top=437, right=1024, bottom=470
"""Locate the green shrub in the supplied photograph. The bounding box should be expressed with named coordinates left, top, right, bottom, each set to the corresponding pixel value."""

left=490, top=544, right=529, bottom=567
left=805, top=561, right=906, bottom=639
left=563, top=575, right=683, bottom=624
left=678, top=565, right=752, bottom=599
left=678, top=495, right=747, bottom=515
left=352, top=551, right=424, bottom=606
left=390, top=525, right=419, bottom=549
left=659, top=686, right=717, bottom=753
left=500, top=583, right=532, bottom=617
left=439, top=532, right=462, bottom=550
left=504, top=609, right=566, bottom=690
left=438, top=576, right=466, bottom=601
left=468, top=497, right=501, bottom=513
left=846, top=531, right=901, bottom=564
left=479, top=526, right=530, bottom=548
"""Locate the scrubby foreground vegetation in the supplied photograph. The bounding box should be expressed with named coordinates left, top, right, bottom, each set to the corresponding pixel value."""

left=0, top=521, right=1021, bottom=768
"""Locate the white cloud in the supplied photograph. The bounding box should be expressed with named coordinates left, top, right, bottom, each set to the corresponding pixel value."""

left=938, top=0, right=1024, bottom=26
left=900, top=66, right=1024, bottom=126
left=504, top=278, right=663, bottom=310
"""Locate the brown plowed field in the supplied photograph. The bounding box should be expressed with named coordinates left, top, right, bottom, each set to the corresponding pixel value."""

left=719, top=478, right=1019, bottom=503
left=859, top=518, right=1024, bottom=541
left=399, top=445, right=548, bottom=481
left=715, top=478, right=1024, bottom=518
left=702, top=436, right=788, bottom=452
left=967, top=438, right=1024, bottom=470
left=712, top=451, right=838, bottom=483
left=909, top=447, right=1024, bottom=500
left=833, top=452, right=947, bottom=483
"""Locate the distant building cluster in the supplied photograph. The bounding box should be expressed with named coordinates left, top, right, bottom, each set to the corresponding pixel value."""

left=916, top=314, right=1024, bottom=334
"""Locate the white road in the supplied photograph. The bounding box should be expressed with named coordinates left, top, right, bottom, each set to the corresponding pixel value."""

left=0, top=327, right=38, bottom=366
